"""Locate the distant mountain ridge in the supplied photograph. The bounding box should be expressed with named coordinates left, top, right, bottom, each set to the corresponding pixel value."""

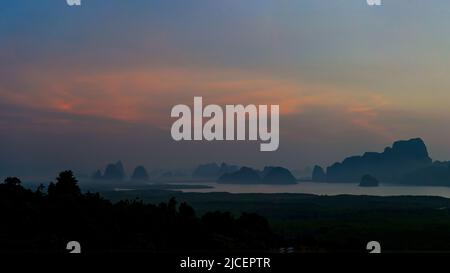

left=92, top=161, right=150, bottom=181
left=218, top=166, right=297, bottom=184
left=192, top=162, right=239, bottom=179
left=400, top=161, right=450, bottom=186
left=131, top=166, right=150, bottom=181
left=313, top=138, right=434, bottom=184
left=102, top=161, right=126, bottom=180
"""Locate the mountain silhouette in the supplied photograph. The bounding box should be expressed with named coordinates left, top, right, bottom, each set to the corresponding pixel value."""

left=217, top=167, right=261, bottom=184
left=91, top=169, right=103, bottom=180
left=218, top=166, right=297, bottom=184
left=312, top=165, right=326, bottom=182
left=102, top=161, right=126, bottom=180
left=193, top=162, right=239, bottom=178
left=318, top=138, right=432, bottom=183
left=131, top=166, right=150, bottom=181
left=359, top=174, right=379, bottom=187
left=400, top=161, right=450, bottom=186
left=261, top=167, right=297, bottom=184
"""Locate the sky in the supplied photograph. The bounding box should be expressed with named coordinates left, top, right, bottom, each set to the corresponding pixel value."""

left=2, top=0, right=450, bottom=178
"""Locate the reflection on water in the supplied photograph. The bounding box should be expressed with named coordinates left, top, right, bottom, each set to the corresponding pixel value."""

left=177, top=181, right=450, bottom=198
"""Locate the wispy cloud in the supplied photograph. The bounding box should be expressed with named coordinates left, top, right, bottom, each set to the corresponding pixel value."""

left=0, top=65, right=395, bottom=142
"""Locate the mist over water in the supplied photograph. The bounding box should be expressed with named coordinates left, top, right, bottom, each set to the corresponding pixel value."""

left=174, top=181, right=450, bottom=198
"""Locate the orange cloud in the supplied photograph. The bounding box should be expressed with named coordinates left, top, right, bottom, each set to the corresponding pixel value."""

left=0, top=66, right=394, bottom=138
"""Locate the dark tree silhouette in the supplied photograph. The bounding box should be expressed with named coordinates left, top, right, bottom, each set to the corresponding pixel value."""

left=0, top=170, right=277, bottom=253
left=47, top=170, right=81, bottom=198
left=179, top=202, right=196, bottom=219
left=4, top=177, right=21, bottom=187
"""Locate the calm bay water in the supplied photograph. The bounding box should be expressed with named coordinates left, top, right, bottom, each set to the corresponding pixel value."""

left=176, top=181, right=450, bottom=198
left=25, top=179, right=450, bottom=198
